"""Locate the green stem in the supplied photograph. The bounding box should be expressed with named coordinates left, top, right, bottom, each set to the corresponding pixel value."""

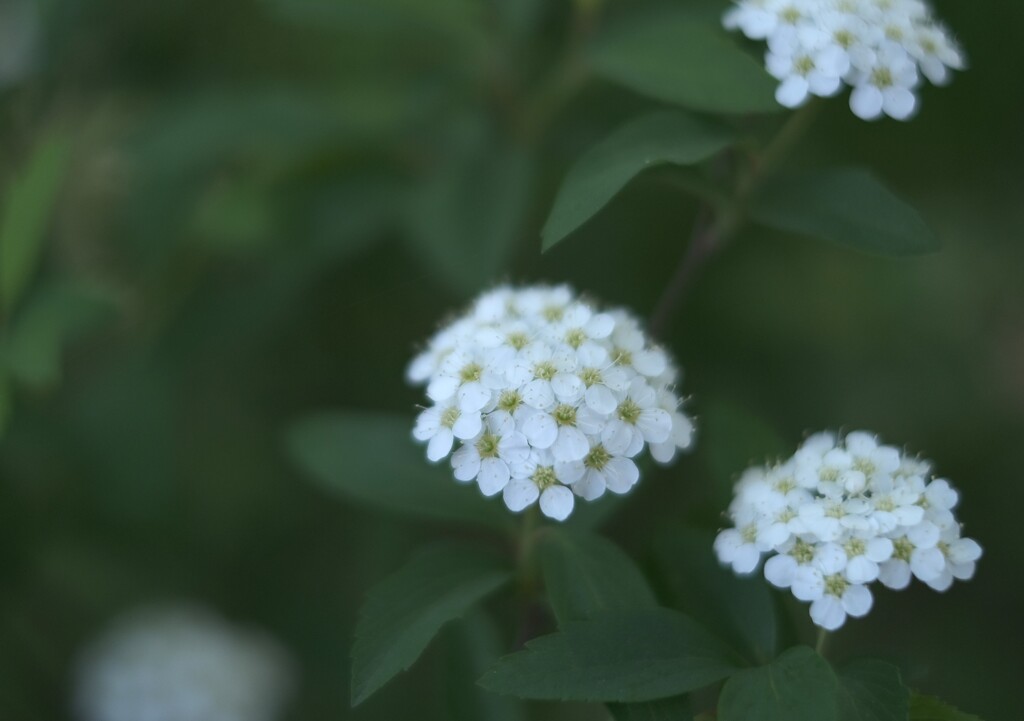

left=815, top=627, right=830, bottom=658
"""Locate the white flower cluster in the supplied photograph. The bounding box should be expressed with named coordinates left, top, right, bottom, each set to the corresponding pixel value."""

left=73, top=605, right=293, bottom=721
left=409, top=285, right=694, bottom=521
left=714, top=431, right=982, bottom=630
left=723, top=0, right=965, bottom=120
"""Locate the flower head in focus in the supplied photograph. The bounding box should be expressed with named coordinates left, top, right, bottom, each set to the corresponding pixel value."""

left=724, top=0, right=965, bottom=120
left=409, top=285, right=694, bottom=521
left=73, top=604, right=293, bottom=721
left=714, top=431, right=982, bottom=630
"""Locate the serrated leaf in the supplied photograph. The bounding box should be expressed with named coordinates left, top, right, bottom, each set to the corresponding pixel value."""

left=407, top=125, right=534, bottom=295
left=479, top=607, right=739, bottom=702
left=718, top=646, right=839, bottom=721
left=539, top=528, right=658, bottom=625
left=285, top=411, right=513, bottom=528
left=0, top=133, right=72, bottom=315
left=909, top=693, right=984, bottom=721
left=542, top=111, right=734, bottom=250
left=838, top=660, right=909, bottom=721
left=591, top=7, right=779, bottom=114
left=654, top=525, right=777, bottom=665
left=748, top=168, right=938, bottom=256
left=352, top=543, right=513, bottom=706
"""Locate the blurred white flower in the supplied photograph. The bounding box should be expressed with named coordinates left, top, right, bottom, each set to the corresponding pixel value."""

left=724, top=0, right=965, bottom=120
left=714, top=431, right=981, bottom=630
left=409, top=285, right=694, bottom=521
left=73, top=604, right=293, bottom=721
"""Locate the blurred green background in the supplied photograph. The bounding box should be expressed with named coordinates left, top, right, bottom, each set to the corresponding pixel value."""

left=0, top=0, right=1020, bottom=718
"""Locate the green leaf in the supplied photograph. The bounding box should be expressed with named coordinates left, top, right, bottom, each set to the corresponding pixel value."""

left=653, top=525, right=777, bottom=664
left=718, top=646, right=839, bottom=721
left=608, top=695, right=691, bottom=721
left=591, top=7, right=779, bottom=114
left=352, top=543, right=513, bottom=706
left=407, top=123, right=534, bottom=295
left=479, top=607, right=739, bottom=702
left=0, top=367, right=11, bottom=437
left=4, top=280, right=114, bottom=390
left=541, top=111, right=734, bottom=250
left=538, top=528, right=658, bottom=625
left=838, top=660, right=909, bottom=721
left=285, top=411, right=513, bottom=529
left=748, top=168, right=938, bottom=256
left=443, top=611, right=527, bottom=721
left=0, top=133, right=72, bottom=315
left=909, top=693, right=984, bottom=721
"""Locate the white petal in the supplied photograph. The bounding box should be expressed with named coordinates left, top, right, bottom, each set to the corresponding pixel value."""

left=732, top=544, right=761, bottom=575
left=637, top=408, right=672, bottom=444
left=427, top=375, right=459, bottom=402
left=882, top=86, right=916, bottom=120
left=892, top=505, right=924, bottom=527
left=776, top=75, right=810, bottom=108
left=427, top=428, right=454, bottom=462
left=878, top=559, right=912, bottom=590
left=452, top=412, right=482, bottom=440
left=649, top=440, right=676, bottom=464
left=910, top=547, right=945, bottom=581
left=850, top=84, right=884, bottom=120
left=632, top=349, right=666, bottom=377
left=584, top=313, right=615, bottom=339
left=841, top=584, right=873, bottom=617
left=908, top=522, right=940, bottom=549
left=865, top=537, right=894, bottom=563
left=807, top=71, right=842, bottom=97
left=815, top=543, right=848, bottom=575
left=792, top=567, right=824, bottom=601
left=451, top=445, right=481, bottom=482
left=585, top=384, right=618, bottom=415
left=573, top=470, right=606, bottom=501
left=925, top=569, right=954, bottom=592
left=947, top=538, right=982, bottom=564
left=714, top=529, right=743, bottom=564
left=550, top=373, right=584, bottom=403
left=844, top=556, right=879, bottom=585
left=764, top=554, right=798, bottom=588
left=498, top=432, right=532, bottom=465
left=502, top=479, right=539, bottom=512
left=552, top=426, right=590, bottom=463
left=601, top=420, right=634, bottom=456
left=603, top=457, right=639, bottom=494
left=810, top=596, right=846, bottom=630
left=522, top=412, right=558, bottom=449
left=478, top=458, right=511, bottom=496
left=555, top=459, right=586, bottom=485
left=521, top=379, right=555, bottom=410
left=539, top=485, right=574, bottom=521
left=412, top=409, right=441, bottom=441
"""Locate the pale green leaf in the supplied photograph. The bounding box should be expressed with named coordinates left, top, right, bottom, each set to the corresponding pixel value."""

left=0, top=133, right=71, bottom=314
left=285, top=411, right=513, bottom=528
left=748, top=168, right=938, bottom=256
left=479, top=608, right=739, bottom=702
left=539, top=528, right=657, bottom=625
left=352, top=543, right=512, bottom=706
left=838, top=660, right=910, bottom=721
left=909, top=693, right=984, bottom=721
left=718, top=646, right=839, bottom=721
left=542, top=111, right=734, bottom=250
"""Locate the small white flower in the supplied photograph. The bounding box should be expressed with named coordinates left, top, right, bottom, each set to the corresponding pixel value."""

left=715, top=430, right=981, bottom=629
left=724, top=0, right=965, bottom=120
left=409, top=285, right=694, bottom=520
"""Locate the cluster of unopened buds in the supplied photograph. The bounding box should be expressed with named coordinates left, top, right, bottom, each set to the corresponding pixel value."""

left=408, top=285, right=694, bottom=521
left=715, top=431, right=982, bottom=630
left=724, top=0, right=965, bottom=120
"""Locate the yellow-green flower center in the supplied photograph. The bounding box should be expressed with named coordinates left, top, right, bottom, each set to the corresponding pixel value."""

left=584, top=444, right=611, bottom=470
left=533, top=466, right=558, bottom=490
left=534, top=361, right=558, bottom=381
left=792, top=539, right=816, bottom=564
left=844, top=538, right=866, bottom=558
left=893, top=537, right=914, bottom=562
left=618, top=398, right=642, bottom=424
left=824, top=573, right=849, bottom=597
left=580, top=367, right=603, bottom=387
left=553, top=404, right=577, bottom=427
left=460, top=363, right=482, bottom=382
left=498, top=390, right=522, bottom=413
left=871, top=66, right=894, bottom=88
left=440, top=407, right=460, bottom=428
left=476, top=433, right=500, bottom=459
left=507, top=332, right=530, bottom=350
left=565, top=328, right=587, bottom=349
